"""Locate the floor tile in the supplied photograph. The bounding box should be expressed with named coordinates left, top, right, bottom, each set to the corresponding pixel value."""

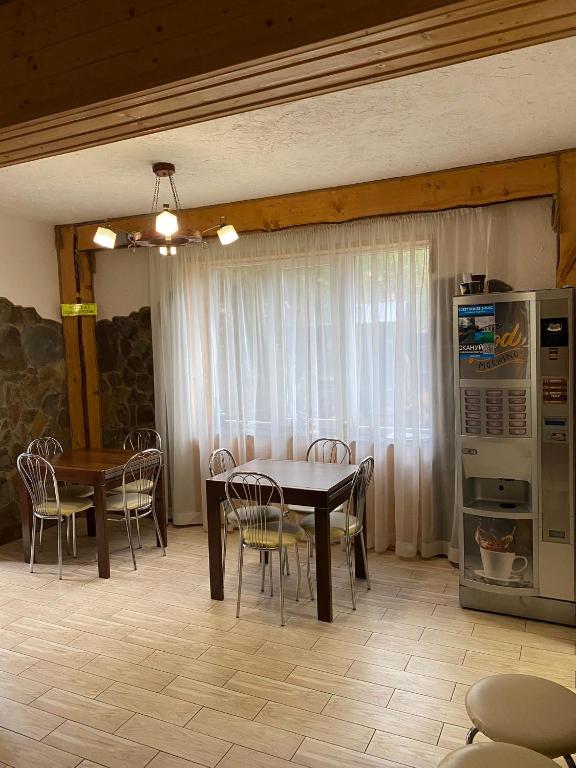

left=387, top=689, right=472, bottom=729
left=367, top=730, right=450, bottom=768
left=98, top=681, right=200, bottom=725
left=0, top=693, right=64, bottom=739
left=215, top=744, right=294, bottom=768
left=117, top=713, right=230, bottom=766
left=199, top=646, right=295, bottom=681
left=0, top=668, right=50, bottom=703
left=255, top=642, right=351, bottom=676
left=82, top=655, right=176, bottom=692
left=142, top=650, right=235, bottom=686
left=286, top=666, right=393, bottom=707
left=6, top=617, right=83, bottom=645
left=0, top=724, right=79, bottom=768
left=225, top=670, right=330, bottom=714
left=323, top=695, right=441, bottom=744
left=347, top=660, right=455, bottom=699
left=293, top=736, right=401, bottom=767
left=312, top=637, right=410, bottom=671
left=69, top=633, right=153, bottom=664
left=186, top=707, right=303, bottom=760
left=60, top=614, right=135, bottom=640
left=14, top=637, right=98, bottom=669
left=255, top=701, right=373, bottom=752
left=32, top=687, right=133, bottom=732
left=21, top=660, right=112, bottom=697
left=44, top=719, right=157, bottom=768
left=165, top=675, right=266, bottom=719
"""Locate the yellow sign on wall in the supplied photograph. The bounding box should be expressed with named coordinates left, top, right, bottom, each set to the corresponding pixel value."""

left=61, top=303, right=98, bottom=317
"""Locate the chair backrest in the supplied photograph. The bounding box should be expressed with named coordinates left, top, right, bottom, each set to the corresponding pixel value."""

left=27, top=437, right=63, bottom=460
left=225, top=471, right=285, bottom=548
left=208, top=448, right=237, bottom=477
left=121, top=449, right=162, bottom=507
left=306, top=438, right=351, bottom=465
left=123, top=429, right=161, bottom=451
left=347, top=455, right=374, bottom=530
left=17, top=453, right=59, bottom=517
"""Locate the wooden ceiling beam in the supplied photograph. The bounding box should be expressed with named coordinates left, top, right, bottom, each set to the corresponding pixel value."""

left=74, top=153, right=558, bottom=251
left=1, top=0, right=575, bottom=167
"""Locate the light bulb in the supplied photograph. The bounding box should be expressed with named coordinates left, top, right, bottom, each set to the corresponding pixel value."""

left=156, top=205, right=179, bottom=236
left=170, top=246, right=177, bottom=255
left=159, top=246, right=168, bottom=256
left=93, top=226, right=117, bottom=249
left=159, top=245, right=177, bottom=256
left=217, top=224, right=239, bottom=245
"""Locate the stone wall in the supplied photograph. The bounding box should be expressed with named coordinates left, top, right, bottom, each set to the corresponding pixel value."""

left=96, top=307, right=155, bottom=449
left=0, top=297, right=69, bottom=544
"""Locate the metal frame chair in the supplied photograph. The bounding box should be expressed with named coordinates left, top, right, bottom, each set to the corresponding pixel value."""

left=208, top=448, right=237, bottom=577
left=306, top=438, right=352, bottom=464
left=17, top=453, right=93, bottom=579
left=225, top=470, right=311, bottom=626
left=105, top=448, right=164, bottom=570
left=300, top=455, right=374, bottom=610
left=27, top=437, right=94, bottom=556
left=120, top=428, right=162, bottom=548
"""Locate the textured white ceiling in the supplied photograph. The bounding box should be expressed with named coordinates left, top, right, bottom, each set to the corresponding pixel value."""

left=1, top=37, right=575, bottom=225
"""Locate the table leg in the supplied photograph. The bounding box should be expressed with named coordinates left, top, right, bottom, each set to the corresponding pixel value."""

left=19, top=476, right=32, bottom=563
left=207, top=484, right=224, bottom=600
left=156, top=466, right=167, bottom=548
left=354, top=535, right=367, bottom=580
left=94, top=481, right=110, bottom=579
left=314, top=506, right=333, bottom=622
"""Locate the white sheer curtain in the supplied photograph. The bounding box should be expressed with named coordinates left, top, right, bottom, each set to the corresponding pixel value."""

left=150, top=197, right=556, bottom=560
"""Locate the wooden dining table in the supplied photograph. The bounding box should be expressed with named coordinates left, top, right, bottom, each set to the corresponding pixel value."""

left=206, top=458, right=364, bottom=622
left=19, top=448, right=167, bottom=579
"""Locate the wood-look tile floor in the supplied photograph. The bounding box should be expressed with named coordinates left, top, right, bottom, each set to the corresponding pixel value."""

left=0, top=521, right=573, bottom=768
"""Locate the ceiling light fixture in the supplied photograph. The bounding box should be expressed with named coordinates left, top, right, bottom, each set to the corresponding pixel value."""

left=92, top=162, right=240, bottom=253
left=93, top=225, right=117, bottom=249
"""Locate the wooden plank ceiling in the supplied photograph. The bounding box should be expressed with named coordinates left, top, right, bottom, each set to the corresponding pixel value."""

left=0, top=0, right=575, bottom=166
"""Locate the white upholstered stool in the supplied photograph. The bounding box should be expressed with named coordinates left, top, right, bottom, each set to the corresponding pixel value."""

left=465, top=674, right=576, bottom=767
left=440, top=743, right=557, bottom=767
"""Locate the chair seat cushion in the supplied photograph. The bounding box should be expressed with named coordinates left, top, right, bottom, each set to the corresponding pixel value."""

left=37, top=498, right=93, bottom=517
left=288, top=504, right=313, bottom=515
left=243, top=519, right=306, bottom=548
left=106, top=493, right=153, bottom=512
left=58, top=485, right=94, bottom=499
left=439, top=743, right=557, bottom=767
left=108, top=479, right=154, bottom=495
left=300, top=508, right=360, bottom=539
left=465, top=674, right=576, bottom=758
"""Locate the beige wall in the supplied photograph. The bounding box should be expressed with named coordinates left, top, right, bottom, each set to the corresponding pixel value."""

left=0, top=211, right=60, bottom=319
left=94, top=248, right=150, bottom=320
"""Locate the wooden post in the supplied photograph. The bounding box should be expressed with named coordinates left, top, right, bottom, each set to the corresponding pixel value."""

left=557, top=151, right=576, bottom=287
left=56, top=226, right=102, bottom=449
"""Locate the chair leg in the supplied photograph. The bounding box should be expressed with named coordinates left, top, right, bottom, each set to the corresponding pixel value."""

left=360, top=531, right=371, bottom=590
left=57, top=516, right=63, bottom=580
left=222, top=516, right=228, bottom=580
left=284, top=548, right=290, bottom=576
left=260, top=552, right=266, bottom=593
left=66, top=516, right=71, bottom=556
left=38, top=518, right=44, bottom=552
left=294, top=544, right=301, bottom=602
left=30, top=516, right=37, bottom=574
left=124, top=511, right=137, bottom=571
left=236, top=541, right=244, bottom=619
left=346, top=536, right=356, bottom=610
left=564, top=756, right=576, bottom=768
left=150, top=505, right=166, bottom=557
left=72, top=513, right=77, bottom=559
left=466, top=727, right=478, bottom=745
left=279, top=549, right=285, bottom=627
left=306, top=539, right=315, bottom=600
left=269, top=553, right=274, bottom=597
left=134, top=512, right=142, bottom=549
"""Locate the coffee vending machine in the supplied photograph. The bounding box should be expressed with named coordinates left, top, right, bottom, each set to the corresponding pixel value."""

left=454, top=288, right=576, bottom=624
